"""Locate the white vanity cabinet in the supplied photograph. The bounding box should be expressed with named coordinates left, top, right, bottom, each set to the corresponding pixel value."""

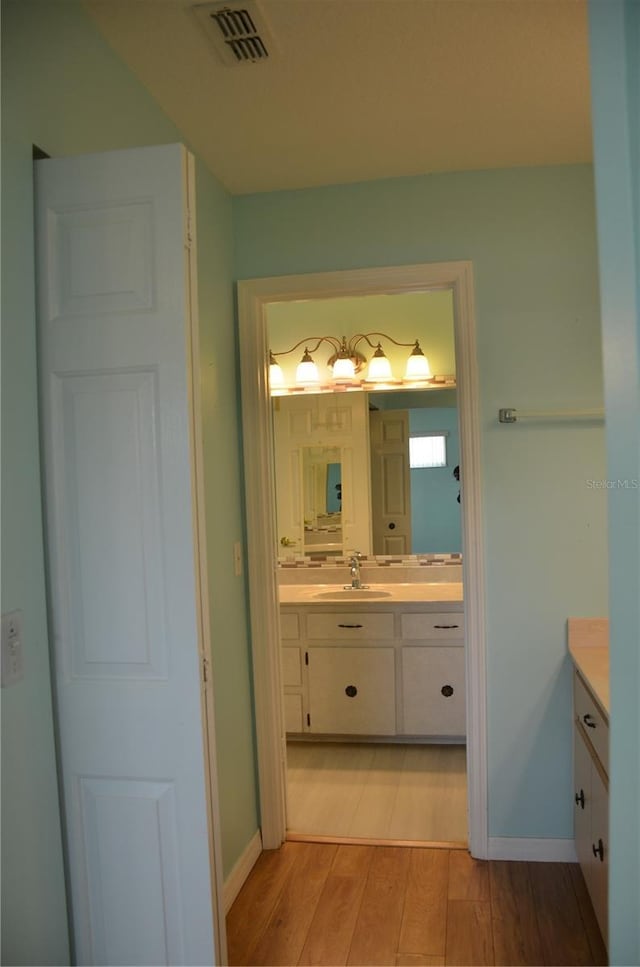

left=280, top=612, right=305, bottom=732
left=280, top=600, right=465, bottom=740
left=573, top=670, right=609, bottom=948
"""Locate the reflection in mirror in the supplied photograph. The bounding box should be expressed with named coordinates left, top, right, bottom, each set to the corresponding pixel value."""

left=268, top=290, right=459, bottom=558
left=369, top=389, right=461, bottom=554
left=302, top=447, right=343, bottom=553
left=326, top=463, right=341, bottom=513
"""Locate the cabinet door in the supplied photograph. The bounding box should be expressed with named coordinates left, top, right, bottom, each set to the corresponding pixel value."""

left=590, top=764, right=609, bottom=946
left=402, top=646, right=466, bottom=736
left=573, top=727, right=593, bottom=889
left=307, top=647, right=395, bottom=734
left=283, top=693, right=304, bottom=733
left=282, top=646, right=303, bottom=687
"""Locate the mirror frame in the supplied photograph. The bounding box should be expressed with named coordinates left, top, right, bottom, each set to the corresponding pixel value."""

left=238, top=261, right=488, bottom=858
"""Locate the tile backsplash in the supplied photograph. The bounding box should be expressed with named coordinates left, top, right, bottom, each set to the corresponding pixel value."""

left=277, top=553, right=463, bottom=585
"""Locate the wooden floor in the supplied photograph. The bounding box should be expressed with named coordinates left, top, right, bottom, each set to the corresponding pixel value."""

left=227, top=842, right=607, bottom=967
left=286, top=742, right=467, bottom=844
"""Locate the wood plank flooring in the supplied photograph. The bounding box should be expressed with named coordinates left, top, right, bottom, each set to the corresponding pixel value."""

left=286, top=742, right=467, bottom=844
left=227, top=843, right=607, bottom=967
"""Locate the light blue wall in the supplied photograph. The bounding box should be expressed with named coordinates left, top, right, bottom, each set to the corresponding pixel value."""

left=1, top=3, right=258, bottom=960
left=408, top=408, right=461, bottom=553
left=589, top=3, right=640, bottom=963
left=234, top=164, right=609, bottom=842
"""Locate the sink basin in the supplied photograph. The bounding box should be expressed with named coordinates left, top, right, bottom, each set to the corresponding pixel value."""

left=312, top=588, right=393, bottom=600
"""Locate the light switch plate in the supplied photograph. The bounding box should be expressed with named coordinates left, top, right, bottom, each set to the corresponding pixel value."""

left=2, top=610, right=24, bottom=687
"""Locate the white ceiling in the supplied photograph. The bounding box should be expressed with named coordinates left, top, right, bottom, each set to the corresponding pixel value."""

left=84, top=0, right=592, bottom=195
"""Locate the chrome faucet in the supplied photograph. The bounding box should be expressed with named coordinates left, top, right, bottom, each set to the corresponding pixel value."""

left=345, top=551, right=368, bottom=590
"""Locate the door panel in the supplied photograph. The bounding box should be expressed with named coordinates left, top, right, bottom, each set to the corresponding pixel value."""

left=36, top=145, right=219, bottom=965
left=57, top=370, right=167, bottom=678
left=370, top=410, right=411, bottom=553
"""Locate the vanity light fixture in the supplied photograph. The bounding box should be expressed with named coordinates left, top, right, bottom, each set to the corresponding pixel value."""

left=268, top=331, right=432, bottom=391
left=268, top=351, right=285, bottom=389
left=294, top=347, right=320, bottom=386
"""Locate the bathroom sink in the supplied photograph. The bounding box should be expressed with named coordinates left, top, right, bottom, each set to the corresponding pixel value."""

left=312, top=588, right=393, bottom=600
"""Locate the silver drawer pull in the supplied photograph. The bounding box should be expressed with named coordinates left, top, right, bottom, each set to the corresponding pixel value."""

left=338, top=623, right=363, bottom=629
left=583, top=713, right=597, bottom=729
left=434, top=624, right=460, bottom=630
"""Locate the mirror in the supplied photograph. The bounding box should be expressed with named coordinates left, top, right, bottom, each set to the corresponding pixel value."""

left=268, top=289, right=460, bottom=556
left=369, top=389, right=461, bottom=554
left=272, top=388, right=460, bottom=556
left=301, top=447, right=343, bottom=553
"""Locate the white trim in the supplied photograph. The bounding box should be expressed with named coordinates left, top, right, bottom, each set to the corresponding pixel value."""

left=238, top=261, right=488, bottom=858
left=488, top=837, right=578, bottom=863
left=184, top=150, right=229, bottom=963
left=223, top=830, right=263, bottom=913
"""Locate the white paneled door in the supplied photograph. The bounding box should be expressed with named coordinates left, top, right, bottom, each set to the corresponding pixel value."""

left=370, top=409, right=412, bottom=554
left=36, top=145, right=224, bottom=965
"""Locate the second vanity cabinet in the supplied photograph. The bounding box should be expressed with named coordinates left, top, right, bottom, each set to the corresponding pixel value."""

left=573, top=670, right=609, bottom=947
left=281, top=601, right=465, bottom=739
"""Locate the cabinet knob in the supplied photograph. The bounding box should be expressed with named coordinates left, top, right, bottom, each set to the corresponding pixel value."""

left=388, top=522, right=396, bottom=530
left=575, top=789, right=585, bottom=809
left=345, top=685, right=358, bottom=698
left=592, top=839, right=605, bottom=862
left=583, top=713, right=597, bottom=729
left=441, top=685, right=454, bottom=698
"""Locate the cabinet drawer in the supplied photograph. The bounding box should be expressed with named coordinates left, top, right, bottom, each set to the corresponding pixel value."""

left=308, top=646, right=395, bottom=734
left=401, top=646, right=466, bottom=736
left=282, top=646, right=303, bottom=687
left=307, top=612, right=394, bottom=640
left=401, top=611, right=464, bottom=640
left=574, top=672, right=609, bottom=776
left=280, top=613, right=300, bottom=640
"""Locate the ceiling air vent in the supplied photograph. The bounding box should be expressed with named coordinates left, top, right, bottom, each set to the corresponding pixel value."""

left=193, top=1, right=276, bottom=66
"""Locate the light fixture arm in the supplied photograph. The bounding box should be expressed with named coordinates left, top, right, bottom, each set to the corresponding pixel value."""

left=349, top=331, right=423, bottom=353
left=269, top=335, right=343, bottom=360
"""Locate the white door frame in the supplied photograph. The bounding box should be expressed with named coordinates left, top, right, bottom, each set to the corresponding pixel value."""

left=238, top=260, right=488, bottom=858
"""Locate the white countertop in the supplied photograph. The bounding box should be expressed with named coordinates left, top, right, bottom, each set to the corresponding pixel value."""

left=279, top=582, right=464, bottom=606
left=567, top=617, right=610, bottom=719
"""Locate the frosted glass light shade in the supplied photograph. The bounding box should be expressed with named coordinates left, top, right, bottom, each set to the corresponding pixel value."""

left=332, top=355, right=356, bottom=382
left=367, top=345, right=393, bottom=381
left=269, top=360, right=285, bottom=389
left=405, top=342, right=431, bottom=381
left=295, top=348, right=320, bottom=385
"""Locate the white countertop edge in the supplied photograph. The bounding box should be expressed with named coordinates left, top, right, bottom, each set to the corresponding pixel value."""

left=279, top=581, right=464, bottom=606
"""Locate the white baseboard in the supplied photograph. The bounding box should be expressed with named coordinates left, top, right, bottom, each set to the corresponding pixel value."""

left=223, top=829, right=263, bottom=913
left=488, top=837, right=577, bottom=863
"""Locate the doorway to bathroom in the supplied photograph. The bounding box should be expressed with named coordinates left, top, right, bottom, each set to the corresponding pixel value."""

left=238, top=261, right=487, bottom=857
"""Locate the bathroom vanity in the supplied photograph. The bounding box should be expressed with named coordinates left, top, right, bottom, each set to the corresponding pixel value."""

left=279, top=583, right=465, bottom=740
left=568, top=618, right=609, bottom=950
